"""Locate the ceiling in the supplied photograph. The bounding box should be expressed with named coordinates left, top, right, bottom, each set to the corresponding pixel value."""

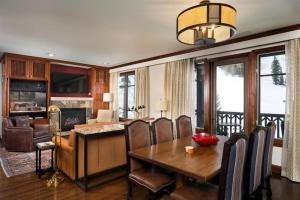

left=0, top=0, right=299, bottom=67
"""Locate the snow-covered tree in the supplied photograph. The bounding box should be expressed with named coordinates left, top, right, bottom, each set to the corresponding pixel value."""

left=271, top=56, right=284, bottom=85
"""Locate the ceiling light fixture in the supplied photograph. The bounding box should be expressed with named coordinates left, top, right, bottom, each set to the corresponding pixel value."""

left=176, top=0, right=237, bottom=46
left=48, top=52, right=55, bottom=57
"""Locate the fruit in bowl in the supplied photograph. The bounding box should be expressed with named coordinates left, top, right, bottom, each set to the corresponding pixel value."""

left=192, top=134, right=219, bottom=146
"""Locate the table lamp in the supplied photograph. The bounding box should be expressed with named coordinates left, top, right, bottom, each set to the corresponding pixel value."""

left=103, top=93, right=113, bottom=103
left=156, top=100, right=168, bottom=118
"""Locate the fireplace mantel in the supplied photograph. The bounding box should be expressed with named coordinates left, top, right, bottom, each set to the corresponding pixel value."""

left=51, top=97, right=93, bottom=101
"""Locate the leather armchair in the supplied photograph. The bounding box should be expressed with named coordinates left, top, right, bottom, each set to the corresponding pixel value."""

left=87, top=109, right=114, bottom=124
left=2, top=117, right=51, bottom=152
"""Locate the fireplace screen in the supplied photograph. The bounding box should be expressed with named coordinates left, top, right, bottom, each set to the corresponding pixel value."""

left=61, top=108, right=86, bottom=131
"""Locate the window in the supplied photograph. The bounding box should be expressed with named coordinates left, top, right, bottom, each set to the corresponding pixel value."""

left=118, top=71, right=135, bottom=118
left=258, top=52, right=286, bottom=139
left=196, top=64, right=204, bottom=128
left=215, top=62, right=245, bottom=136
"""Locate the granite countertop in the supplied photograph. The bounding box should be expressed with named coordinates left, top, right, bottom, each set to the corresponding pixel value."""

left=75, top=124, right=125, bottom=135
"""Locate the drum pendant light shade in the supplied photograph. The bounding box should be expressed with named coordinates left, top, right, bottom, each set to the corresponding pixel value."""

left=177, top=0, right=237, bottom=46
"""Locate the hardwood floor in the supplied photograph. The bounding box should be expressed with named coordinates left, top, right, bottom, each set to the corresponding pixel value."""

left=1, top=165, right=300, bottom=200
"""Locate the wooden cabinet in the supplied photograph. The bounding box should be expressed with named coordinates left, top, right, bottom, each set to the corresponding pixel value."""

left=4, top=55, right=49, bottom=80
left=90, top=68, right=110, bottom=117
left=30, top=60, right=50, bottom=80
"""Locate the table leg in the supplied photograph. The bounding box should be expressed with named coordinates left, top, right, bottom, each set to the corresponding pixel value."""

left=35, top=147, right=38, bottom=175
left=84, top=136, right=88, bottom=191
left=175, top=174, right=183, bottom=189
left=38, top=149, right=41, bottom=178
left=51, top=148, right=54, bottom=169
left=75, top=133, right=79, bottom=181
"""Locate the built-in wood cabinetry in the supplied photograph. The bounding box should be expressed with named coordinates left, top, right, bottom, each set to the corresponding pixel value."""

left=89, top=68, right=110, bottom=117
left=5, top=55, right=50, bottom=80
left=1, top=53, right=109, bottom=119
left=1, top=54, right=50, bottom=117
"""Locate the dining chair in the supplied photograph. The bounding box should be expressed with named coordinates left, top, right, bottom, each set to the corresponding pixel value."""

left=244, top=126, right=267, bottom=200
left=262, top=122, right=276, bottom=196
left=125, top=120, right=175, bottom=200
left=176, top=115, right=193, bottom=139
left=169, top=134, right=248, bottom=200
left=152, top=117, right=174, bottom=144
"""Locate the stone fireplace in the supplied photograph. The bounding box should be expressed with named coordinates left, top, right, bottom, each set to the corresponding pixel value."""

left=50, top=97, right=93, bottom=131
left=61, top=108, right=86, bottom=131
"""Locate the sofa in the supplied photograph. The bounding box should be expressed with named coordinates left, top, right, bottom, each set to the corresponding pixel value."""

left=54, top=124, right=126, bottom=180
left=2, top=116, right=51, bottom=152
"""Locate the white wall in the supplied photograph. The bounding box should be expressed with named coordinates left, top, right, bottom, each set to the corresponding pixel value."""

left=272, top=147, right=282, bottom=166
left=149, top=64, right=165, bottom=119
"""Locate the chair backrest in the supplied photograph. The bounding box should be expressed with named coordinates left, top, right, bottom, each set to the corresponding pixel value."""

left=125, top=120, right=151, bottom=172
left=152, top=117, right=173, bottom=144
left=96, top=109, right=114, bottom=122
left=263, top=122, right=276, bottom=179
left=176, top=115, right=193, bottom=138
left=218, top=134, right=248, bottom=200
left=244, top=127, right=266, bottom=195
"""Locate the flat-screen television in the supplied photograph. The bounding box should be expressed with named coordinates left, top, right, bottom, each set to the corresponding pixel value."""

left=51, top=72, right=88, bottom=93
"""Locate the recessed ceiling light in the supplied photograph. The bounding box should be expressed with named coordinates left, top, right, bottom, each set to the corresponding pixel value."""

left=48, top=52, right=55, bottom=57
left=103, top=62, right=110, bottom=65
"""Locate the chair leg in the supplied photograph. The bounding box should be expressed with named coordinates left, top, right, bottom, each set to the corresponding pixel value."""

left=266, top=176, right=272, bottom=196
left=254, top=186, right=263, bottom=200
left=127, top=180, right=133, bottom=200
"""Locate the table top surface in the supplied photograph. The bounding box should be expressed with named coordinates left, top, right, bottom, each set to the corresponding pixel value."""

left=74, top=124, right=125, bottom=135
left=129, top=135, right=228, bottom=181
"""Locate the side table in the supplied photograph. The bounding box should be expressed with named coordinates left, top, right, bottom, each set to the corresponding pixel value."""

left=36, top=141, right=55, bottom=178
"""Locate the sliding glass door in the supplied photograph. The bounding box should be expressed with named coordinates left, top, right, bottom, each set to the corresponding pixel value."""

left=214, top=58, right=246, bottom=136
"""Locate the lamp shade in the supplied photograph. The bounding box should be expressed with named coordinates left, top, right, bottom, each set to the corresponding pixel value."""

left=48, top=105, right=61, bottom=112
left=156, top=100, right=168, bottom=111
left=177, top=0, right=237, bottom=45
left=103, top=93, right=113, bottom=102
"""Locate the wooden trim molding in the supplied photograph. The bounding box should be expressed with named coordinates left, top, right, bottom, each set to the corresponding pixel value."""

left=110, top=24, right=300, bottom=69
left=274, top=138, right=283, bottom=147
left=272, top=164, right=282, bottom=175
left=2, top=53, right=107, bottom=70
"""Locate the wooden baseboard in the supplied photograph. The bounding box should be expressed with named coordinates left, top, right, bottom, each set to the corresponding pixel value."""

left=272, top=164, right=282, bottom=175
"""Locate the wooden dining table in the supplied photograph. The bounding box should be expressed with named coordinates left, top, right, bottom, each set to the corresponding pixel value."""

left=129, top=135, right=228, bottom=186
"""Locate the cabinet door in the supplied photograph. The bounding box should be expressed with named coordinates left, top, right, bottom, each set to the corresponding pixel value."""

left=31, top=61, right=47, bottom=79
left=8, top=57, right=29, bottom=78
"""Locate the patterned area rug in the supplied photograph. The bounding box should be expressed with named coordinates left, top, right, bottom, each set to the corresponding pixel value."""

left=0, top=148, right=52, bottom=177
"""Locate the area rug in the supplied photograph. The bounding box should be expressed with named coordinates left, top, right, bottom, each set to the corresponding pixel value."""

left=0, top=148, right=52, bottom=178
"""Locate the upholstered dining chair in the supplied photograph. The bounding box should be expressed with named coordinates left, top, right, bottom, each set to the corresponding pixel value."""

left=176, top=115, right=193, bottom=139
left=262, top=122, right=276, bottom=196
left=125, top=120, right=175, bottom=199
left=244, top=126, right=267, bottom=199
left=169, top=134, right=248, bottom=200
left=152, top=117, right=174, bottom=144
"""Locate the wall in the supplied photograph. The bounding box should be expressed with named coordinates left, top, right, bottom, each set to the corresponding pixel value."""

left=149, top=64, right=165, bottom=119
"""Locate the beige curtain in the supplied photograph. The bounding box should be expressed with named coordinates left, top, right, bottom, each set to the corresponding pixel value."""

left=135, top=67, right=150, bottom=118
left=282, top=39, right=300, bottom=182
left=164, top=58, right=194, bottom=121
left=109, top=72, right=119, bottom=122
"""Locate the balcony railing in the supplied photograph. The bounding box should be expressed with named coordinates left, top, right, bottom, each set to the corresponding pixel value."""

left=216, top=111, right=285, bottom=138
left=259, top=113, right=285, bottom=139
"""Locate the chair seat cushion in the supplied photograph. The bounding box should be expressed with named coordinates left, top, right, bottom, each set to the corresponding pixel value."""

left=34, top=130, right=49, bottom=138
left=170, top=183, right=218, bottom=200
left=129, top=168, right=174, bottom=193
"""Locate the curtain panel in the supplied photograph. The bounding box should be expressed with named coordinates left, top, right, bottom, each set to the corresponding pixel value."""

left=109, top=72, right=119, bottom=122
left=282, top=38, right=300, bottom=182
left=135, top=67, right=150, bottom=118
left=164, top=58, right=194, bottom=122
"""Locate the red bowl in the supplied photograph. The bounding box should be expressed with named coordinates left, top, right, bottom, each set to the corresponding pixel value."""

left=192, top=134, right=219, bottom=146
